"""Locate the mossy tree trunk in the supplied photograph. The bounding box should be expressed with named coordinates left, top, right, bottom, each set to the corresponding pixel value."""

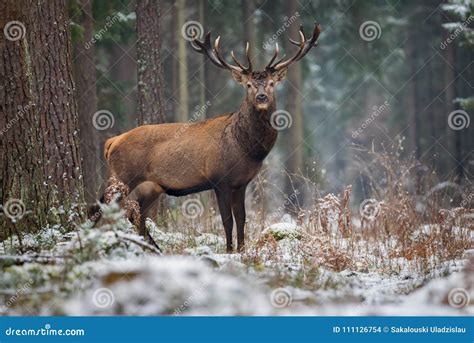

left=0, top=0, right=84, bottom=239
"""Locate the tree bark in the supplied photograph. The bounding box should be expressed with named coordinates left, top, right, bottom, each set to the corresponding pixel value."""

left=242, top=0, right=257, bottom=56
left=0, top=0, right=84, bottom=238
left=136, top=0, right=165, bottom=125
left=283, top=0, right=304, bottom=210
left=177, top=0, right=189, bottom=122
left=73, top=0, right=99, bottom=204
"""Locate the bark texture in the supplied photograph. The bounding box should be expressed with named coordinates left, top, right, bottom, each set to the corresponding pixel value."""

left=136, top=0, right=165, bottom=125
left=73, top=0, right=99, bottom=203
left=0, top=0, right=84, bottom=238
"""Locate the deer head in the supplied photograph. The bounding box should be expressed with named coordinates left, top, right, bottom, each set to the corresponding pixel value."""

left=190, top=22, right=321, bottom=111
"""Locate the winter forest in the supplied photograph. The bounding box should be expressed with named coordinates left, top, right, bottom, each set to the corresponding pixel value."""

left=0, top=0, right=473, bottom=316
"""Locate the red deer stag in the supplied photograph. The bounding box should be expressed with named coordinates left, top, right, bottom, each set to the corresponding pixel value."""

left=90, top=23, right=321, bottom=252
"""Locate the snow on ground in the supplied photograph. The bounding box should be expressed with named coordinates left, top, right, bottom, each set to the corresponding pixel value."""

left=0, top=203, right=472, bottom=316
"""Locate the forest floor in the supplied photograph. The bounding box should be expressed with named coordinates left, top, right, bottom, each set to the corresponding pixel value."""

left=1, top=191, right=472, bottom=316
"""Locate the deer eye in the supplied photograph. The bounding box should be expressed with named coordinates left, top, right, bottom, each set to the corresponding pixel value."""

left=246, top=82, right=252, bottom=88
left=268, top=81, right=274, bottom=87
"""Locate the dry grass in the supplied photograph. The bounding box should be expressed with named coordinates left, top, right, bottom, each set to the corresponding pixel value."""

left=156, top=147, right=472, bottom=278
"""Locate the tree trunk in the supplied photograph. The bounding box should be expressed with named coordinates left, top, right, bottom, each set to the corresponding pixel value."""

left=283, top=0, right=304, bottom=211
left=177, top=0, right=189, bottom=122
left=0, top=0, right=84, bottom=238
left=169, top=0, right=179, bottom=121
left=242, top=0, right=257, bottom=56
left=406, top=25, right=421, bottom=161
left=136, top=0, right=165, bottom=125
left=198, top=0, right=206, bottom=111
left=73, top=0, right=99, bottom=204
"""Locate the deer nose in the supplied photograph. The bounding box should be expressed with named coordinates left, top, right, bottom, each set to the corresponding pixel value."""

left=256, top=94, right=268, bottom=103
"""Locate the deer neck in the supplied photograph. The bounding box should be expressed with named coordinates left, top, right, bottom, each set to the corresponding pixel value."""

left=230, top=99, right=278, bottom=161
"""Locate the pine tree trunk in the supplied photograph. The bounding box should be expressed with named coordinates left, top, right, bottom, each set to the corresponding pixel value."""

left=136, top=0, right=165, bottom=125
left=177, top=0, right=189, bottom=122
left=283, top=0, right=304, bottom=210
left=0, top=0, right=84, bottom=238
left=169, top=0, right=179, bottom=121
left=242, top=0, right=256, bottom=55
left=73, top=0, right=99, bottom=204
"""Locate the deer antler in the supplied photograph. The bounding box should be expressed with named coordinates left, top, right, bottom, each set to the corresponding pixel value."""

left=189, top=32, right=252, bottom=74
left=265, top=22, right=321, bottom=72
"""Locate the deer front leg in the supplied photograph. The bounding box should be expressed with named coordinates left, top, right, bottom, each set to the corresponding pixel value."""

left=232, top=186, right=247, bottom=252
left=215, top=188, right=233, bottom=253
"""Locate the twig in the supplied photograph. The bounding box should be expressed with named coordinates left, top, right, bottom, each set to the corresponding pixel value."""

left=116, top=233, right=162, bottom=255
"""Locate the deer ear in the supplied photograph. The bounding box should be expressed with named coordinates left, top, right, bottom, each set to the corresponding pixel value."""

left=231, top=70, right=246, bottom=84
left=273, top=68, right=287, bottom=83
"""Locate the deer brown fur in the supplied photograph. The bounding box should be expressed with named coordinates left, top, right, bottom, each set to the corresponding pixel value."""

left=90, top=23, right=321, bottom=252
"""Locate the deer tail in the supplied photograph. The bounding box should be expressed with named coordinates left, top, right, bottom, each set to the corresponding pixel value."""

left=104, top=136, right=117, bottom=161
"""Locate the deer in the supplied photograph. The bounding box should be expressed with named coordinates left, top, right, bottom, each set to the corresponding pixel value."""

left=90, top=23, right=321, bottom=253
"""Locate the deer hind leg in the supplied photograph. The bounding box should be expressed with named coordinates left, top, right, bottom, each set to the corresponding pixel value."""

left=215, top=188, right=234, bottom=253
left=128, top=181, right=164, bottom=237
left=232, top=186, right=247, bottom=252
